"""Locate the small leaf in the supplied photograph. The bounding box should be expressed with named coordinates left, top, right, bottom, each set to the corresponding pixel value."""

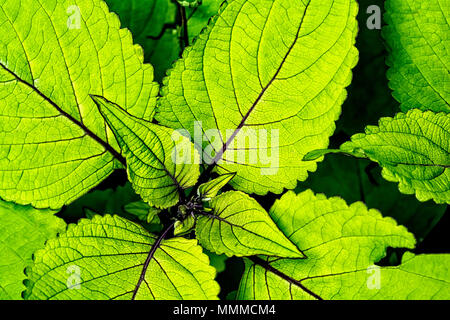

left=196, top=191, right=304, bottom=258
left=384, top=0, right=450, bottom=113
left=303, top=149, right=343, bottom=161
left=0, top=200, right=65, bottom=299
left=198, top=173, right=236, bottom=200
left=93, top=96, right=200, bottom=208
left=174, top=216, right=196, bottom=236
left=235, top=191, right=450, bottom=300
left=25, top=215, right=219, bottom=300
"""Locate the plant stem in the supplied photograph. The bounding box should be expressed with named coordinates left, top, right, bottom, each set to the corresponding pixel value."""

left=177, top=3, right=190, bottom=51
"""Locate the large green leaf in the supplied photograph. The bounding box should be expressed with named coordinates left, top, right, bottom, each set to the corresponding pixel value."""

left=93, top=96, right=200, bottom=208
left=306, top=110, right=450, bottom=204
left=237, top=190, right=450, bottom=300
left=157, top=0, right=359, bottom=195
left=0, top=0, right=159, bottom=209
left=0, top=200, right=65, bottom=300
left=196, top=191, right=304, bottom=258
left=25, top=215, right=219, bottom=300
left=384, top=0, right=449, bottom=113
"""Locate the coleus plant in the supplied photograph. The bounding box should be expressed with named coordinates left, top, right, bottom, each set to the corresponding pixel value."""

left=0, top=0, right=448, bottom=300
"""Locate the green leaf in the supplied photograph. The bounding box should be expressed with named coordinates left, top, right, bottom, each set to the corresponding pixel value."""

left=237, top=191, right=449, bottom=300
left=196, top=191, right=304, bottom=258
left=93, top=96, right=200, bottom=209
left=384, top=0, right=450, bottom=113
left=157, top=0, right=359, bottom=195
left=0, top=200, right=65, bottom=300
left=340, top=110, right=450, bottom=204
left=124, top=201, right=161, bottom=224
left=296, top=155, right=447, bottom=242
left=174, top=215, right=196, bottom=236
left=0, top=0, right=159, bottom=209
left=198, top=172, right=236, bottom=200
left=25, top=215, right=219, bottom=300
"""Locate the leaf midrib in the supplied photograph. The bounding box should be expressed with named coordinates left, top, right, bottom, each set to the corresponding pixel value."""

left=0, top=62, right=126, bottom=167
left=210, top=1, right=312, bottom=166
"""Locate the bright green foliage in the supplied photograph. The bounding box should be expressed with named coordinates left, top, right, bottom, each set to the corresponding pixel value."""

left=25, top=215, right=219, bottom=300
left=384, top=0, right=449, bottom=113
left=198, top=173, right=236, bottom=200
left=196, top=191, right=304, bottom=258
left=0, top=0, right=158, bottom=209
left=0, top=0, right=448, bottom=302
left=124, top=200, right=161, bottom=224
left=306, top=110, right=450, bottom=204
left=0, top=201, right=65, bottom=299
left=93, top=96, right=200, bottom=208
left=174, top=215, right=196, bottom=236
left=237, top=191, right=449, bottom=300
left=157, top=0, right=359, bottom=195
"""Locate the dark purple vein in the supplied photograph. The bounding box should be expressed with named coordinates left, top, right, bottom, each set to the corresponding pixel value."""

left=192, top=2, right=311, bottom=187
left=0, top=62, right=127, bottom=167
left=249, top=256, right=323, bottom=300
left=131, top=221, right=176, bottom=300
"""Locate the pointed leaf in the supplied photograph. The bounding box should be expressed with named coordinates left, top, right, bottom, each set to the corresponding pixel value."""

left=25, top=215, right=219, bottom=300
left=157, top=0, right=359, bottom=195
left=198, top=173, right=236, bottom=200
left=93, top=96, right=200, bottom=208
left=196, top=191, right=304, bottom=258
left=0, top=0, right=158, bottom=209
left=174, top=216, right=196, bottom=236
left=384, top=0, right=449, bottom=113
left=0, top=201, right=65, bottom=299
